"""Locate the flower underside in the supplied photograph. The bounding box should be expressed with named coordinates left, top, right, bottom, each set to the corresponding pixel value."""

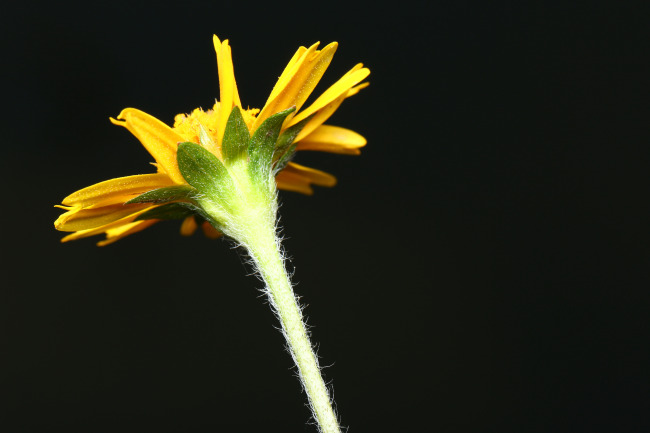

left=55, top=36, right=369, bottom=245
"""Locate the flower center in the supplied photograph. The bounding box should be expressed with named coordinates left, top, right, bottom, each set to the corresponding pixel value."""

left=173, top=102, right=260, bottom=159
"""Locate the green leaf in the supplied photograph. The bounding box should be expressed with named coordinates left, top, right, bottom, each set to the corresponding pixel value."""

left=125, top=185, right=197, bottom=205
left=135, top=202, right=198, bottom=221
left=272, top=115, right=313, bottom=174
left=248, top=107, right=296, bottom=182
left=176, top=142, right=234, bottom=204
left=221, top=106, right=250, bottom=165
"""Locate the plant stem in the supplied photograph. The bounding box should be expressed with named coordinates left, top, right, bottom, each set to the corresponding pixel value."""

left=241, top=215, right=341, bottom=433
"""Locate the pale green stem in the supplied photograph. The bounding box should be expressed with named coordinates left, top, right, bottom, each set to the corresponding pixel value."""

left=240, top=215, right=341, bottom=433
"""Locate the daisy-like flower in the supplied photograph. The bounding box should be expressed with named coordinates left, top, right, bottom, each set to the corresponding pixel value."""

left=54, top=36, right=369, bottom=245
left=55, top=35, right=369, bottom=433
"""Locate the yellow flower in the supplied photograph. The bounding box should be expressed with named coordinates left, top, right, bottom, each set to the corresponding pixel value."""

left=55, top=36, right=369, bottom=246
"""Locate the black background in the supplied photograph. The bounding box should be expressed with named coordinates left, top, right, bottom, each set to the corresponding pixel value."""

left=2, top=1, right=649, bottom=432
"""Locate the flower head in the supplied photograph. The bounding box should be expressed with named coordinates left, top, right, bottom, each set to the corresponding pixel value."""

left=55, top=36, right=369, bottom=245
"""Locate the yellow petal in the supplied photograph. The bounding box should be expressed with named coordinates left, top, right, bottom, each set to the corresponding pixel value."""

left=110, top=108, right=185, bottom=184
left=54, top=204, right=78, bottom=211
left=254, top=42, right=338, bottom=130
left=293, top=93, right=347, bottom=142
left=60, top=207, right=154, bottom=242
left=288, top=64, right=370, bottom=128
left=97, top=220, right=158, bottom=247
left=283, top=46, right=308, bottom=72
left=346, top=82, right=369, bottom=98
left=284, top=162, right=337, bottom=186
left=213, top=35, right=242, bottom=147
left=180, top=216, right=198, bottom=236
left=55, top=203, right=152, bottom=232
left=61, top=173, right=174, bottom=208
left=276, top=170, right=314, bottom=195
left=296, top=125, right=366, bottom=155
left=201, top=221, right=222, bottom=239
left=276, top=162, right=337, bottom=195
left=264, top=42, right=320, bottom=102
left=293, top=79, right=369, bottom=144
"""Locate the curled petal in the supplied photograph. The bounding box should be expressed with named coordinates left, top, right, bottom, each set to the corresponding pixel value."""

left=288, top=64, right=370, bottom=128
left=276, top=170, right=314, bottom=195
left=214, top=35, right=242, bottom=147
left=296, top=125, right=366, bottom=155
left=55, top=203, right=152, bottom=232
left=97, top=220, right=158, bottom=247
left=293, top=93, right=347, bottom=142
left=254, top=42, right=338, bottom=129
left=285, top=162, right=337, bottom=186
left=61, top=173, right=174, bottom=208
left=346, top=82, right=370, bottom=98
left=110, top=108, right=186, bottom=184
left=276, top=162, right=337, bottom=195
left=60, top=207, right=154, bottom=242
left=291, top=72, right=369, bottom=143
left=283, top=46, right=308, bottom=71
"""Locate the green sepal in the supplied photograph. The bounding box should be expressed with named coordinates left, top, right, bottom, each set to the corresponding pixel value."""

left=176, top=142, right=235, bottom=206
left=248, top=107, right=296, bottom=183
left=135, top=202, right=224, bottom=232
left=125, top=185, right=197, bottom=205
left=272, top=115, right=313, bottom=174
left=135, top=202, right=198, bottom=221
left=273, top=142, right=298, bottom=174
left=222, top=106, right=250, bottom=165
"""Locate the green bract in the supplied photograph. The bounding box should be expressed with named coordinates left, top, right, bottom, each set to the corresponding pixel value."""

left=248, top=107, right=296, bottom=185
left=130, top=106, right=308, bottom=238
left=221, top=106, right=250, bottom=165
left=136, top=202, right=202, bottom=221
left=177, top=142, right=235, bottom=206
left=125, top=185, right=197, bottom=205
left=273, top=115, right=313, bottom=174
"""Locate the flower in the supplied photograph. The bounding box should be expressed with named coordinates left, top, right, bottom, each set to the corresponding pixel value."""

left=54, top=36, right=369, bottom=246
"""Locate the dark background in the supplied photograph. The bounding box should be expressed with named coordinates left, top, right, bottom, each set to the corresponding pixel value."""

left=2, top=1, right=649, bottom=432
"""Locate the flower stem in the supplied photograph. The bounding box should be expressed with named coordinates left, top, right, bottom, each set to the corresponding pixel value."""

left=241, top=215, right=341, bottom=433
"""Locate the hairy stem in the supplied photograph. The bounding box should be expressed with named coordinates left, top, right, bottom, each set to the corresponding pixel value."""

left=241, top=216, right=341, bottom=433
